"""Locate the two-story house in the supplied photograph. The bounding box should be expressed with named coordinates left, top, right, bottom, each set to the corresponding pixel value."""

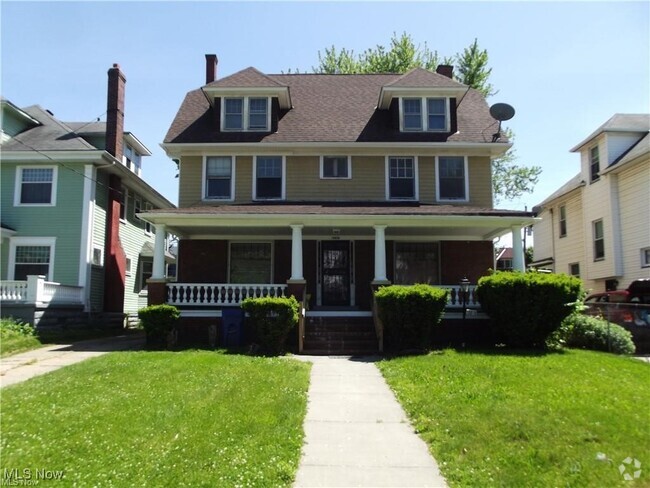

left=141, top=54, right=534, bottom=352
left=532, top=114, right=650, bottom=292
left=0, top=64, right=175, bottom=327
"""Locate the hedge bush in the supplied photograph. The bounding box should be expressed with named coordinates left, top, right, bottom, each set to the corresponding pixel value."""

left=559, top=314, right=636, bottom=355
left=476, top=271, right=583, bottom=348
left=138, top=304, right=180, bottom=347
left=374, top=284, right=448, bottom=352
left=241, top=296, right=299, bottom=355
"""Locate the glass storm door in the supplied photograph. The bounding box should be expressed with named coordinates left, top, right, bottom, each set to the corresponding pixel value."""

left=321, top=241, right=351, bottom=306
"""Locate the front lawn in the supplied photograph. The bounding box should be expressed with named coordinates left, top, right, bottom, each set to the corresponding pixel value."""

left=378, top=349, right=649, bottom=487
left=1, top=351, right=311, bottom=486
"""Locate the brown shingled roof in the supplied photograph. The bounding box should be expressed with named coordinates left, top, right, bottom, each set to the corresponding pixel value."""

left=205, top=67, right=286, bottom=88
left=165, top=70, right=501, bottom=145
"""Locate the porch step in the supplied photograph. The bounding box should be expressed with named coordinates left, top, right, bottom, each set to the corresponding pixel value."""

left=303, top=316, right=378, bottom=355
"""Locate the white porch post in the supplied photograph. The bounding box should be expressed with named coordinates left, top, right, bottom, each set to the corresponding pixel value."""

left=373, top=225, right=389, bottom=283
left=511, top=225, right=525, bottom=272
left=152, top=224, right=166, bottom=279
left=290, top=224, right=304, bottom=281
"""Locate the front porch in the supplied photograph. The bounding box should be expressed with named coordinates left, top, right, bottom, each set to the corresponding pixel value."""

left=141, top=203, right=535, bottom=352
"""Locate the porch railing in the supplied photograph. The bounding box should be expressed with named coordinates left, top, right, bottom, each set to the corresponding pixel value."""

left=167, top=283, right=289, bottom=307
left=0, top=275, right=84, bottom=305
left=443, top=285, right=479, bottom=309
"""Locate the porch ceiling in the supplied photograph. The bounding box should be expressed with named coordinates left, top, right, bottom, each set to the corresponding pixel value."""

left=141, top=205, right=537, bottom=241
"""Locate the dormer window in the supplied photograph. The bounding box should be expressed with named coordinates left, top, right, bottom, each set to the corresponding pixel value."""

left=222, top=97, right=270, bottom=132
left=589, top=146, right=600, bottom=183
left=399, top=97, right=448, bottom=132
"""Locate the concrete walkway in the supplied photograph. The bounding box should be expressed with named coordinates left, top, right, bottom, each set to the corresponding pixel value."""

left=293, top=356, right=448, bottom=488
left=1, top=333, right=145, bottom=388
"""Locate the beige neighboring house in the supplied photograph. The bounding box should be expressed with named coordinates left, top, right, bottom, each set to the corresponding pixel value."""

left=532, top=114, right=650, bottom=293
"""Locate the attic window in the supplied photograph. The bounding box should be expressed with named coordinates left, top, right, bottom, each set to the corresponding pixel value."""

left=222, top=97, right=269, bottom=132
left=589, top=146, right=600, bottom=183
left=399, top=97, right=448, bottom=132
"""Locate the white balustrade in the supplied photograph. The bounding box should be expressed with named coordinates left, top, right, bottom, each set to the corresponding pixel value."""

left=442, top=285, right=480, bottom=308
left=0, top=276, right=83, bottom=305
left=167, top=283, right=289, bottom=307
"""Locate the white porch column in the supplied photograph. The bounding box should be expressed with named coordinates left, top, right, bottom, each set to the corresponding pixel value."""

left=152, top=224, right=166, bottom=279
left=290, top=224, right=304, bottom=281
left=511, top=225, right=525, bottom=272
left=373, top=225, right=389, bottom=283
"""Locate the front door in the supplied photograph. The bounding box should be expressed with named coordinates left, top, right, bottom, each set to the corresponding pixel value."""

left=321, top=241, right=351, bottom=306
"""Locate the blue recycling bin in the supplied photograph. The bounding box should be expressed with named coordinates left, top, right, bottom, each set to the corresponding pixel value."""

left=221, top=308, right=245, bottom=347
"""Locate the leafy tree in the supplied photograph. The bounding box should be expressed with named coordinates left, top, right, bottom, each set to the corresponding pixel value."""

left=310, top=33, right=541, bottom=205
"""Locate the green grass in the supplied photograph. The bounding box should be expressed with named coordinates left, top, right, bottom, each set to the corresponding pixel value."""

left=1, top=351, right=311, bottom=486
left=0, top=327, right=42, bottom=357
left=378, top=349, right=649, bottom=487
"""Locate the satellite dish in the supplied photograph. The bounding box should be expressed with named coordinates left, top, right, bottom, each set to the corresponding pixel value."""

left=489, top=103, right=515, bottom=121
left=489, top=103, right=515, bottom=142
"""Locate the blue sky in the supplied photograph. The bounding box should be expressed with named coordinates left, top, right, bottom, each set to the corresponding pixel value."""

left=2, top=1, right=648, bottom=211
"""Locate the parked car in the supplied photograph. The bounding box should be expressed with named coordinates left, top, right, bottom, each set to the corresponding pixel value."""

left=585, top=279, right=650, bottom=326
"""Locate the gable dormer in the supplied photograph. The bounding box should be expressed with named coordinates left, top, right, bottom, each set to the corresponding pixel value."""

left=201, top=62, right=291, bottom=134
left=0, top=99, right=41, bottom=144
left=377, top=67, right=468, bottom=136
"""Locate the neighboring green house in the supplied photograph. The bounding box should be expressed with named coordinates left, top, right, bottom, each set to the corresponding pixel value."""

left=0, top=65, right=175, bottom=326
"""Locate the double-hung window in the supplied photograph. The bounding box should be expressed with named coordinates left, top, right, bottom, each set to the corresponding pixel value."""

left=388, top=157, right=416, bottom=200
left=559, top=205, right=567, bottom=237
left=204, top=156, right=234, bottom=200
left=16, top=167, right=57, bottom=205
left=223, top=97, right=269, bottom=131
left=255, top=156, right=284, bottom=200
left=437, top=156, right=468, bottom=201
left=593, top=219, right=605, bottom=260
left=9, top=237, right=56, bottom=281
left=321, top=156, right=350, bottom=179
left=590, top=146, right=600, bottom=183
left=400, top=97, right=448, bottom=132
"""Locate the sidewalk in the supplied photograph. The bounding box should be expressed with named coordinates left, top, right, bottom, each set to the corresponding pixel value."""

left=293, top=356, right=448, bottom=488
left=1, top=333, right=145, bottom=388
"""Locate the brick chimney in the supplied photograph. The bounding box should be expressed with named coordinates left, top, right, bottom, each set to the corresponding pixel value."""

left=205, top=54, right=218, bottom=84
left=106, top=63, right=126, bottom=160
left=436, top=65, right=454, bottom=79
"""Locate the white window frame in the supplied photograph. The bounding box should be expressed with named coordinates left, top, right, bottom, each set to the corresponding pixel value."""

left=92, top=247, right=104, bottom=267
left=143, top=202, right=154, bottom=235
left=139, top=259, right=153, bottom=291
left=227, top=241, right=274, bottom=284
left=202, top=156, right=236, bottom=201
left=221, top=96, right=271, bottom=132
left=14, top=165, right=58, bottom=207
left=593, top=219, right=605, bottom=261
left=435, top=156, right=469, bottom=202
left=385, top=156, right=419, bottom=201
left=134, top=197, right=142, bottom=222
left=589, top=145, right=600, bottom=183
left=559, top=204, right=567, bottom=238
left=7, top=236, right=56, bottom=281
left=119, top=187, right=128, bottom=223
left=320, top=156, right=351, bottom=179
left=398, top=97, right=450, bottom=133
left=125, top=258, right=132, bottom=276
left=253, top=155, right=286, bottom=201
left=641, top=247, right=650, bottom=268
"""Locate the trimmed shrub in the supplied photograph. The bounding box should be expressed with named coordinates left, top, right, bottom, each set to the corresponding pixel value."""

left=560, top=314, right=636, bottom=355
left=375, top=284, right=448, bottom=352
left=138, top=304, right=180, bottom=347
left=241, top=296, right=299, bottom=355
left=476, top=271, right=583, bottom=348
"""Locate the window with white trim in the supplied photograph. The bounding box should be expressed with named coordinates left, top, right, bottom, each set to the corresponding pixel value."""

left=590, top=146, right=600, bottom=183
left=559, top=205, right=567, bottom=237
left=204, top=156, right=234, bottom=200
left=13, top=245, right=53, bottom=280
left=229, top=242, right=272, bottom=284
left=254, top=156, right=284, bottom=200
left=144, top=202, right=153, bottom=234
left=400, top=97, right=448, bottom=132
left=641, top=248, right=650, bottom=268
left=388, top=157, right=416, bottom=200
left=321, top=156, right=350, bottom=179
left=119, top=187, right=127, bottom=221
left=569, top=262, right=580, bottom=277
left=16, top=166, right=57, bottom=205
left=134, top=198, right=142, bottom=220
left=139, top=260, right=153, bottom=290
left=125, top=258, right=132, bottom=276
left=92, top=247, right=103, bottom=266
left=593, top=219, right=605, bottom=260
left=222, top=97, right=270, bottom=132
left=437, top=156, right=468, bottom=201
